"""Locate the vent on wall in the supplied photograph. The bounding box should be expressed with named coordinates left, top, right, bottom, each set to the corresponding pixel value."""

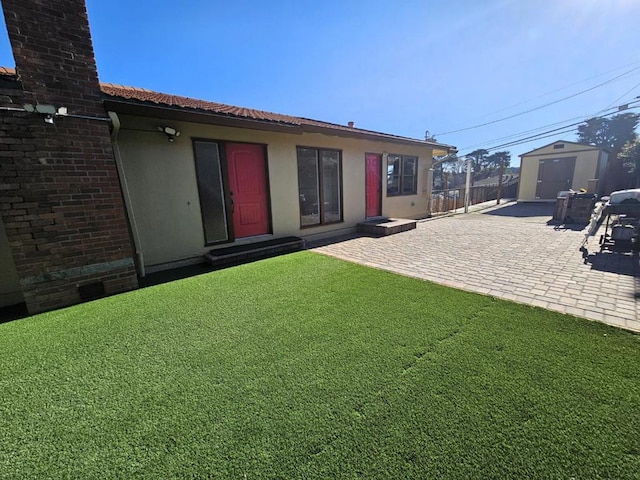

left=553, top=144, right=565, bottom=149
left=78, top=281, right=105, bottom=301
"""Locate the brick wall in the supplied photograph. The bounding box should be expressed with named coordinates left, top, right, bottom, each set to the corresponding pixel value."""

left=0, top=0, right=138, bottom=313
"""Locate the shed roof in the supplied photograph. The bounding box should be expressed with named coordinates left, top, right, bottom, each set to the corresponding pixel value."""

left=519, top=140, right=608, bottom=157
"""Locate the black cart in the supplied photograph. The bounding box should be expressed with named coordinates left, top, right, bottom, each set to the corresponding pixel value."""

left=599, top=202, right=640, bottom=252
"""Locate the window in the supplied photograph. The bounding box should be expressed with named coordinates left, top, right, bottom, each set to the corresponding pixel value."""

left=387, top=154, right=417, bottom=196
left=297, top=147, right=342, bottom=227
left=553, top=143, right=565, bottom=149
left=193, top=140, right=229, bottom=244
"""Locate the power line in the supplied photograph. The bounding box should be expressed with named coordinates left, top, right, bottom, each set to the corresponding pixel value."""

left=458, top=97, right=640, bottom=152
left=476, top=106, right=639, bottom=154
left=483, top=126, right=583, bottom=151
left=486, top=127, right=582, bottom=153
left=457, top=103, right=640, bottom=156
left=603, top=80, right=640, bottom=110
left=459, top=114, right=593, bottom=150
left=465, top=123, right=586, bottom=153
left=435, top=59, right=640, bottom=131
left=434, top=65, right=640, bottom=136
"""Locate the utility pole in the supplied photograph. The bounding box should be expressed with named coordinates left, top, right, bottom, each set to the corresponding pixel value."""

left=464, top=157, right=472, bottom=213
left=497, top=159, right=504, bottom=205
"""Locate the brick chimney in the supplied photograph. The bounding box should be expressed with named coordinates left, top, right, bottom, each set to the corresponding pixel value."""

left=0, top=0, right=138, bottom=313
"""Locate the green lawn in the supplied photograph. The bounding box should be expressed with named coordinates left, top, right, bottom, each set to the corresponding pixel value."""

left=0, top=252, right=638, bottom=479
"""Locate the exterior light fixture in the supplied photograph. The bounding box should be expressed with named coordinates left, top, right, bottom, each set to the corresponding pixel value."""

left=20, top=104, right=109, bottom=123
left=158, top=126, right=181, bottom=143
left=23, top=103, right=59, bottom=123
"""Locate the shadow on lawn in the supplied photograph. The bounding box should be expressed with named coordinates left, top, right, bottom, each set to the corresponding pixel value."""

left=0, top=256, right=293, bottom=324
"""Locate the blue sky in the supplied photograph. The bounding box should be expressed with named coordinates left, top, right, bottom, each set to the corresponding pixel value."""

left=1, top=0, right=639, bottom=166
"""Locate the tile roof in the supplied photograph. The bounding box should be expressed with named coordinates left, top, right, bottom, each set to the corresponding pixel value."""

left=100, top=82, right=302, bottom=126
left=100, top=83, right=449, bottom=147
left=0, top=66, right=455, bottom=150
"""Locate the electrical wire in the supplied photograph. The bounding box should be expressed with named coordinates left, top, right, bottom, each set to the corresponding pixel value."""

left=459, top=113, right=597, bottom=150
left=482, top=126, right=583, bottom=151
left=461, top=124, right=583, bottom=153
left=457, top=103, right=639, bottom=156
left=458, top=98, right=640, bottom=152
left=434, top=59, right=640, bottom=131
left=603, top=80, right=640, bottom=110
left=434, top=65, right=640, bottom=136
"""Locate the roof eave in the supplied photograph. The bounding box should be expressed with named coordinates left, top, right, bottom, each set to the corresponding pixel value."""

left=300, top=123, right=455, bottom=152
left=519, top=139, right=606, bottom=157
left=103, top=97, right=305, bottom=135
left=103, top=95, right=457, bottom=153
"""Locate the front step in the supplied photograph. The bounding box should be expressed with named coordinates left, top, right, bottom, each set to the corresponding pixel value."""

left=357, top=218, right=417, bottom=236
left=204, top=236, right=305, bottom=268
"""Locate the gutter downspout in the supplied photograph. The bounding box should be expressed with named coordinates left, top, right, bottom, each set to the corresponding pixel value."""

left=108, top=111, right=145, bottom=277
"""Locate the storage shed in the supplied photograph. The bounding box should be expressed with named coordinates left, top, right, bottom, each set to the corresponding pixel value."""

left=518, top=140, right=608, bottom=201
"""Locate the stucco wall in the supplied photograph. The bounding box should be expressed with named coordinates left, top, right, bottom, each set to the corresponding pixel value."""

left=518, top=143, right=606, bottom=201
left=0, top=218, right=24, bottom=307
left=115, top=114, right=434, bottom=268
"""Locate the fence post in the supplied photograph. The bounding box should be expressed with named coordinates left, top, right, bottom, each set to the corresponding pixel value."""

left=443, top=172, right=449, bottom=212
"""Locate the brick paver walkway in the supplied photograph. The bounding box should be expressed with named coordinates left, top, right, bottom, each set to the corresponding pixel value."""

left=312, top=203, right=640, bottom=333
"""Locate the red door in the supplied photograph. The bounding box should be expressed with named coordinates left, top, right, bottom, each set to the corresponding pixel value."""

left=225, top=143, right=270, bottom=238
left=365, top=153, right=382, bottom=218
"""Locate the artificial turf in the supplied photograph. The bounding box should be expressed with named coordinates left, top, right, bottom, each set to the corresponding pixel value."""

left=0, top=251, right=638, bottom=479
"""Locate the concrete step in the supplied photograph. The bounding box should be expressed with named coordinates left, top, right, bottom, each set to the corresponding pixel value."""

left=204, top=236, right=305, bottom=268
left=357, top=218, right=417, bottom=236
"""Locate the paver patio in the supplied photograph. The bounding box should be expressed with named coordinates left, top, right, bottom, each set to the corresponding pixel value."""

left=312, top=202, right=640, bottom=333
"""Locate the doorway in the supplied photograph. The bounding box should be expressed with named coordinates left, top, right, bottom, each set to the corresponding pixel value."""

left=194, top=140, right=271, bottom=244
left=225, top=143, right=270, bottom=238
left=365, top=153, right=382, bottom=218
left=535, top=156, right=576, bottom=199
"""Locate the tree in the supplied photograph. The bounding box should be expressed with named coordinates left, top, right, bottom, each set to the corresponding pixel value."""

left=577, top=112, right=639, bottom=191
left=466, top=149, right=489, bottom=185
left=620, top=138, right=640, bottom=187
left=577, top=117, right=610, bottom=148
left=577, top=113, right=638, bottom=153
left=486, top=151, right=511, bottom=176
left=431, top=154, right=460, bottom=190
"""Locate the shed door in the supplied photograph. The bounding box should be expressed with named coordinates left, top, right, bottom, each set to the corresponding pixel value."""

left=535, top=157, right=576, bottom=200
left=226, top=143, right=270, bottom=238
left=365, top=153, right=382, bottom=217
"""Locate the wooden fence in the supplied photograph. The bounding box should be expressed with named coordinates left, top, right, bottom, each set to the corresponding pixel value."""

left=429, top=180, right=518, bottom=214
